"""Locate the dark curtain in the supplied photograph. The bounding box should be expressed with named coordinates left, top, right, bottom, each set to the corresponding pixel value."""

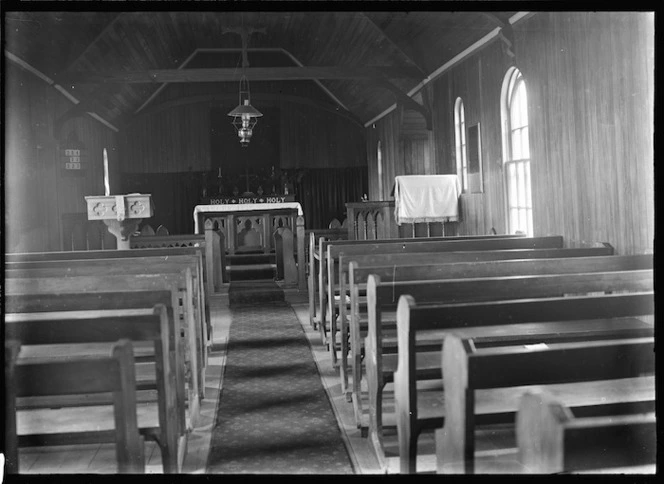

left=294, top=167, right=368, bottom=230
left=210, top=107, right=280, bottom=185
left=122, top=171, right=205, bottom=234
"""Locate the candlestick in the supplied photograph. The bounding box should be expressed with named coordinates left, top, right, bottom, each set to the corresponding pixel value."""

left=218, top=167, right=222, bottom=178
left=103, top=148, right=110, bottom=196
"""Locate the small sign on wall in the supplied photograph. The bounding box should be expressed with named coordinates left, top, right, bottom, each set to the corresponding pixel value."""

left=60, top=131, right=87, bottom=175
left=64, top=149, right=83, bottom=170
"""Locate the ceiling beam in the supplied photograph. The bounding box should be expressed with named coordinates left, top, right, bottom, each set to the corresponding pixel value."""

left=375, top=79, right=431, bottom=130
left=59, top=66, right=425, bottom=84
left=134, top=47, right=353, bottom=115
left=130, top=93, right=365, bottom=130
left=5, top=50, right=119, bottom=132
left=361, top=13, right=428, bottom=77
left=479, top=13, right=516, bottom=59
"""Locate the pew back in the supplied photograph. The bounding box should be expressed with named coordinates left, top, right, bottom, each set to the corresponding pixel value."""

left=322, top=235, right=565, bottom=359
left=6, top=338, right=145, bottom=473
left=438, top=335, right=655, bottom=474
left=5, top=272, right=201, bottom=434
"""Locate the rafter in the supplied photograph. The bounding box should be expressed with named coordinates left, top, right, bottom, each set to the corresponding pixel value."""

left=60, top=66, right=425, bottom=84
left=134, top=47, right=353, bottom=115
left=375, top=79, right=431, bottom=130
left=360, top=13, right=428, bottom=78
left=221, top=26, right=266, bottom=68
left=63, top=13, right=123, bottom=72
left=479, top=12, right=516, bottom=59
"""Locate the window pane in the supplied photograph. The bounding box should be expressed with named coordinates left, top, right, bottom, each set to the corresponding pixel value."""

left=512, top=129, right=522, bottom=160
left=519, top=208, right=527, bottom=233
left=522, top=126, right=530, bottom=160
left=510, top=208, right=518, bottom=233
left=510, top=100, right=520, bottom=131
left=518, top=162, right=526, bottom=208
left=508, top=164, right=517, bottom=207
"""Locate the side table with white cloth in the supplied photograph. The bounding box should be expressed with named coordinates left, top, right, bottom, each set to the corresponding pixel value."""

left=393, top=175, right=461, bottom=226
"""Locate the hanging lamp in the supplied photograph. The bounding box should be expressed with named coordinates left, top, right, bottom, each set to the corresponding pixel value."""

left=228, top=75, right=263, bottom=147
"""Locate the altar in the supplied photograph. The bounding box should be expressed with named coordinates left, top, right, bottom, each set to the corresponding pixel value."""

left=193, top=202, right=303, bottom=255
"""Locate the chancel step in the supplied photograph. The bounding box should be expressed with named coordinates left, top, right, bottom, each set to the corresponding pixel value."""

left=226, top=252, right=277, bottom=281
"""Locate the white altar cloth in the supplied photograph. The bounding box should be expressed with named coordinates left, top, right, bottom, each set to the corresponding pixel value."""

left=193, top=202, right=303, bottom=233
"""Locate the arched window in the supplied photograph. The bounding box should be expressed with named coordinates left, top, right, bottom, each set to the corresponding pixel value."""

left=501, top=68, right=533, bottom=235
left=453, top=97, right=468, bottom=192
left=377, top=140, right=384, bottom=199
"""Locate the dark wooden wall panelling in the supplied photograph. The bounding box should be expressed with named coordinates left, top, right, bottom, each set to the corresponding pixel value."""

left=5, top=64, right=118, bottom=252
left=365, top=12, right=653, bottom=254
left=401, top=107, right=434, bottom=176
left=119, top=78, right=367, bottom=173
left=365, top=109, right=402, bottom=200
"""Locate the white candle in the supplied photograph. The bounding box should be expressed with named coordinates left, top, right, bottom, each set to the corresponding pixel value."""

left=103, top=148, right=110, bottom=196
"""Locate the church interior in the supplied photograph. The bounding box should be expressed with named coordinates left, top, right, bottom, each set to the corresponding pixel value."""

left=4, top=7, right=655, bottom=475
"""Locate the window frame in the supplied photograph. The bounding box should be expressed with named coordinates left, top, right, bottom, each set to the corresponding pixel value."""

left=453, top=97, right=468, bottom=193
left=376, top=139, right=383, bottom=200
left=501, top=68, right=533, bottom=235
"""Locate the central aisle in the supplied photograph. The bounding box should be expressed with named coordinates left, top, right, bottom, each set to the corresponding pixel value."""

left=205, top=287, right=354, bottom=474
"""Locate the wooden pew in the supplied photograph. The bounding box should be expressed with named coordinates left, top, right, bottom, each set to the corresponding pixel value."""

left=4, top=306, right=182, bottom=473
left=358, top=255, right=652, bottom=435
left=516, top=390, right=656, bottom=474
left=6, top=253, right=210, bottom=389
left=5, top=261, right=207, bottom=419
left=394, top=291, right=654, bottom=473
left=130, top=229, right=226, bottom=289
left=437, top=335, right=655, bottom=474
left=5, top=339, right=145, bottom=474
left=5, top=272, right=200, bottom=435
left=341, top=246, right=616, bottom=396
left=6, top=245, right=215, bottom=322
left=321, top=235, right=559, bottom=361
left=6, top=247, right=212, bottom=337
left=308, top=230, right=348, bottom=329
left=311, top=234, right=526, bottom=343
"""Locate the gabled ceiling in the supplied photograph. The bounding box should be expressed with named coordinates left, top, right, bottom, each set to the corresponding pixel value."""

left=4, top=10, right=519, bottom=130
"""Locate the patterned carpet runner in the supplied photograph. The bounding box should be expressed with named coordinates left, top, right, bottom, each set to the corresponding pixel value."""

left=206, top=285, right=353, bottom=474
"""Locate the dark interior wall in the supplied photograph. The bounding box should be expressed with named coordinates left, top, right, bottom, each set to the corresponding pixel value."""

left=117, top=50, right=367, bottom=174
left=117, top=86, right=367, bottom=174
left=365, top=12, right=654, bottom=254
left=5, top=63, right=119, bottom=252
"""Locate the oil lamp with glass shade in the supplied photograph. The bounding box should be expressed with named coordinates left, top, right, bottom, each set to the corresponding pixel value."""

left=228, top=76, right=263, bottom=147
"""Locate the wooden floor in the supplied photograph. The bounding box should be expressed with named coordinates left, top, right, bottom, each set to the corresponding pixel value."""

left=16, top=289, right=384, bottom=475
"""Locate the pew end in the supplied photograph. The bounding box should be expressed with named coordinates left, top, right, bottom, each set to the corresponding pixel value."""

left=516, top=390, right=656, bottom=474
